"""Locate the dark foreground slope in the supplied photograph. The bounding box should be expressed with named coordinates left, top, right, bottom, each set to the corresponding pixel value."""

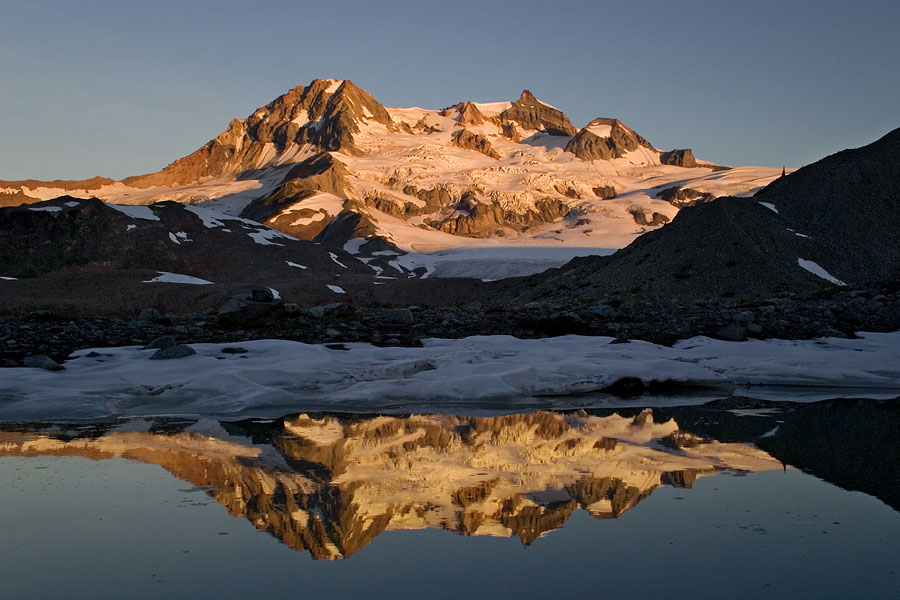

left=510, top=128, right=900, bottom=303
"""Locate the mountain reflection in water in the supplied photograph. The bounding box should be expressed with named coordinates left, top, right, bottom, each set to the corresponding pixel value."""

left=1, top=401, right=897, bottom=560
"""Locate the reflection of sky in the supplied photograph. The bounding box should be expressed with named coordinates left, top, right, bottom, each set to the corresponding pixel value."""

left=1, top=456, right=898, bottom=599
left=2, top=2, right=899, bottom=179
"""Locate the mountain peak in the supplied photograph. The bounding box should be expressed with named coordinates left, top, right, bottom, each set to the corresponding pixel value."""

left=565, top=118, right=655, bottom=160
left=498, top=90, right=577, bottom=137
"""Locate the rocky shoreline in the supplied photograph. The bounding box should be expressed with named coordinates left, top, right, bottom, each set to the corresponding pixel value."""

left=2, top=281, right=898, bottom=369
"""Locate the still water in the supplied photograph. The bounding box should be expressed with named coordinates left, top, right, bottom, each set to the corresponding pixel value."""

left=1, top=400, right=898, bottom=599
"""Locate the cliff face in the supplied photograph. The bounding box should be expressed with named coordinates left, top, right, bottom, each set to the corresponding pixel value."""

left=0, top=410, right=780, bottom=559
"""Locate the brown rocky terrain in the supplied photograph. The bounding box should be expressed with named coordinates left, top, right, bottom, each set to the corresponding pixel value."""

left=496, top=90, right=577, bottom=137
left=565, top=118, right=657, bottom=160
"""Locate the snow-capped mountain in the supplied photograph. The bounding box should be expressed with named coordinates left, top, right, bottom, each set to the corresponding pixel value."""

left=1, top=79, right=782, bottom=276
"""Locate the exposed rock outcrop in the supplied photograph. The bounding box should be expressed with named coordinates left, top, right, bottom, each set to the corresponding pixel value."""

left=656, top=186, right=717, bottom=207
left=497, top=90, right=577, bottom=137
left=241, top=153, right=352, bottom=238
left=565, top=118, right=656, bottom=161
left=629, top=208, right=670, bottom=227
left=660, top=148, right=698, bottom=167
left=428, top=193, right=570, bottom=237
left=439, top=101, right=486, bottom=126
left=451, top=129, right=500, bottom=159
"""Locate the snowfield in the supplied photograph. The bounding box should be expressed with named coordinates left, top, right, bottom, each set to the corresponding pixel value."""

left=1, top=331, right=898, bottom=421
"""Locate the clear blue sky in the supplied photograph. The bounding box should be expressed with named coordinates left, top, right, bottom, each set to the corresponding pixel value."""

left=2, top=0, right=898, bottom=180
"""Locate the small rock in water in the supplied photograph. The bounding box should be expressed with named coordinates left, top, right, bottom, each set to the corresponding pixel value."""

left=23, top=355, right=64, bottom=371
left=149, top=345, right=196, bottom=360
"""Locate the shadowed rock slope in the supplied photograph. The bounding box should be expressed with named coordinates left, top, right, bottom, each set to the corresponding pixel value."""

left=510, top=127, right=900, bottom=302
left=0, top=196, right=369, bottom=282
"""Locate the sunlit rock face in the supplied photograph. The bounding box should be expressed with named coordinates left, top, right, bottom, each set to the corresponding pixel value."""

left=0, top=410, right=780, bottom=559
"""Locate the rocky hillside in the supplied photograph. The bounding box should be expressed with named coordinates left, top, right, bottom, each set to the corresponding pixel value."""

left=510, top=127, right=900, bottom=301
left=1, top=79, right=782, bottom=262
left=0, top=196, right=371, bottom=284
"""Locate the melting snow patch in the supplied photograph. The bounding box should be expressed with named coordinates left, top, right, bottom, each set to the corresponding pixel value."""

left=168, top=232, right=181, bottom=244
left=760, top=426, right=780, bottom=438
left=329, top=252, right=348, bottom=269
left=126, top=224, right=137, bottom=231
left=758, top=202, right=779, bottom=213
left=107, top=203, right=160, bottom=221
left=797, top=258, right=846, bottom=286
left=28, top=206, right=62, bottom=212
left=3, top=331, right=900, bottom=420
left=326, top=285, right=346, bottom=294
left=247, top=228, right=291, bottom=246
left=1, top=276, right=18, bottom=281
left=143, top=272, right=213, bottom=285
left=184, top=205, right=226, bottom=228
left=343, top=238, right=366, bottom=255
left=268, top=288, right=281, bottom=300
left=174, top=231, right=192, bottom=242
left=286, top=261, right=308, bottom=269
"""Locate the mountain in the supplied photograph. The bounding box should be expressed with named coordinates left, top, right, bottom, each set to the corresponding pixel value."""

left=1, top=79, right=781, bottom=264
left=511, top=127, right=900, bottom=302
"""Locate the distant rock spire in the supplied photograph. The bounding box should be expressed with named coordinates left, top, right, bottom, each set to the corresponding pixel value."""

left=781, top=166, right=786, bottom=177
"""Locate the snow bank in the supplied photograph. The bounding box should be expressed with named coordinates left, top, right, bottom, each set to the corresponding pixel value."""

left=1, top=332, right=898, bottom=421
left=107, top=204, right=160, bottom=221
left=798, top=258, right=846, bottom=286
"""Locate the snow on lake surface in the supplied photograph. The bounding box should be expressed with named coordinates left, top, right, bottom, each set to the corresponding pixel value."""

left=2, top=331, right=898, bottom=421
left=798, top=258, right=846, bottom=286
left=142, top=272, right=213, bottom=285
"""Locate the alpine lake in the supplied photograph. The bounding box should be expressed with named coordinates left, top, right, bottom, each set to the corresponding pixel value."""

left=2, top=398, right=898, bottom=599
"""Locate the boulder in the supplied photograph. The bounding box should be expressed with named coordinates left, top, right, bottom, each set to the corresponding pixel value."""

left=218, top=292, right=283, bottom=325
left=23, top=355, right=64, bottom=371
